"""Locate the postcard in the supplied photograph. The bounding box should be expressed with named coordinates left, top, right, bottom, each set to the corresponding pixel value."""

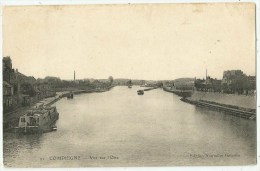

left=2, top=2, right=257, bottom=168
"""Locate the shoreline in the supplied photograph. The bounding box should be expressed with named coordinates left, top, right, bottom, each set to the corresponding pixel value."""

left=163, top=87, right=193, bottom=98
left=181, top=98, right=256, bottom=120
left=163, top=87, right=256, bottom=120
left=3, top=85, right=114, bottom=132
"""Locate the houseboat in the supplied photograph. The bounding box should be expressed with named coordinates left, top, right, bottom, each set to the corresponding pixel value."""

left=137, top=90, right=144, bottom=95
left=15, top=106, right=59, bottom=134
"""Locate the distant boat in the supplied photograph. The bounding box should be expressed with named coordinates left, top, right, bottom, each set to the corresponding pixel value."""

left=67, top=92, right=74, bottom=99
left=137, top=90, right=144, bottom=95
left=127, top=80, right=132, bottom=88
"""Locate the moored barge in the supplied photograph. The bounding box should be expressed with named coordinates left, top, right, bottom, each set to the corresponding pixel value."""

left=14, top=106, right=59, bottom=134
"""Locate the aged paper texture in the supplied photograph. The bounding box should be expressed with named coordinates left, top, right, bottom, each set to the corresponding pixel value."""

left=2, top=3, right=256, bottom=167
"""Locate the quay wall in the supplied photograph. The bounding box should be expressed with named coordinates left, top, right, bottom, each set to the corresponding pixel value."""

left=143, top=87, right=158, bottom=91
left=189, top=91, right=256, bottom=110
left=163, top=87, right=192, bottom=98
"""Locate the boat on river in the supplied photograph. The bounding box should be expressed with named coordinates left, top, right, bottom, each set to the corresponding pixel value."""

left=67, top=92, right=74, bottom=99
left=137, top=90, right=144, bottom=95
left=127, top=80, right=132, bottom=88
left=14, top=106, right=59, bottom=134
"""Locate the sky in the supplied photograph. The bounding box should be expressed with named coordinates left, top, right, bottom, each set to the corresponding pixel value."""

left=3, top=3, right=256, bottom=80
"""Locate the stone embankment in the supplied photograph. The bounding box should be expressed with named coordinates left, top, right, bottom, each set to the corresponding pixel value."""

left=188, top=91, right=256, bottom=109
left=163, top=88, right=256, bottom=120
left=184, top=91, right=256, bottom=120
left=143, top=87, right=158, bottom=91
left=163, top=87, right=193, bottom=98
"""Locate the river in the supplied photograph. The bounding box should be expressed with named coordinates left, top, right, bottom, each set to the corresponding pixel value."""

left=3, top=86, right=256, bottom=167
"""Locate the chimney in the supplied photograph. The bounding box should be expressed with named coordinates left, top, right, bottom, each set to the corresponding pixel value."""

left=206, top=69, right=207, bottom=80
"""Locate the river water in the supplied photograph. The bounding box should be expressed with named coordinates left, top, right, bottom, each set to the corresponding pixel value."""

left=3, top=86, right=256, bottom=167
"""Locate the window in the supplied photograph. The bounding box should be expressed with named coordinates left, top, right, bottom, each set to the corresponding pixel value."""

left=21, top=118, right=25, bottom=122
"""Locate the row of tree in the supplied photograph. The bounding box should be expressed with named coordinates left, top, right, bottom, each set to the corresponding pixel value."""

left=17, top=76, right=115, bottom=97
left=40, top=76, right=114, bottom=90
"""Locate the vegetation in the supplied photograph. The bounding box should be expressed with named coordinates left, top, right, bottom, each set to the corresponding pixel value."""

left=21, top=83, right=36, bottom=96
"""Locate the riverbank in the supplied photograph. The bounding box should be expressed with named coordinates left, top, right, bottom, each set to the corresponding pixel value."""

left=163, top=87, right=193, bottom=98
left=163, top=88, right=256, bottom=120
left=143, top=87, right=159, bottom=91
left=181, top=98, right=256, bottom=120
left=189, top=91, right=256, bottom=109
left=186, top=91, right=256, bottom=119
left=3, top=86, right=114, bottom=132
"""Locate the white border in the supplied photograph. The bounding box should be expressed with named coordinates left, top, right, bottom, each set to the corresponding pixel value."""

left=1, top=0, right=260, bottom=5
left=0, top=0, right=259, bottom=171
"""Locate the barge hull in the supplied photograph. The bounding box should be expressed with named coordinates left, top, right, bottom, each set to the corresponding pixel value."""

left=14, top=113, right=59, bottom=134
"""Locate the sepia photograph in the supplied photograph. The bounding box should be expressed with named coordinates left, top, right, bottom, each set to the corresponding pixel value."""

left=1, top=2, right=257, bottom=168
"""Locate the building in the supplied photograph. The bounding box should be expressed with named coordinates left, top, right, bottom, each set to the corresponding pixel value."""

left=221, top=70, right=244, bottom=85
left=3, top=56, right=46, bottom=111
left=3, top=81, right=14, bottom=112
left=3, top=56, right=16, bottom=83
left=194, top=70, right=222, bottom=92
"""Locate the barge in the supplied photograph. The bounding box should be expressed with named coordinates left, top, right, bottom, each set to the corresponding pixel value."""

left=14, top=106, right=59, bottom=134
left=67, top=92, right=74, bottom=99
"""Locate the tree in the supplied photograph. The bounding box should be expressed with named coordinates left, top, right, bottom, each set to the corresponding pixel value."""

left=230, top=75, right=248, bottom=94
left=127, top=80, right=132, bottom=86
left=212, top=79, right=221, bottom=92
left=21, top=83, right=36, bottom=96
left=156, top=81, right=163, bottom=87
